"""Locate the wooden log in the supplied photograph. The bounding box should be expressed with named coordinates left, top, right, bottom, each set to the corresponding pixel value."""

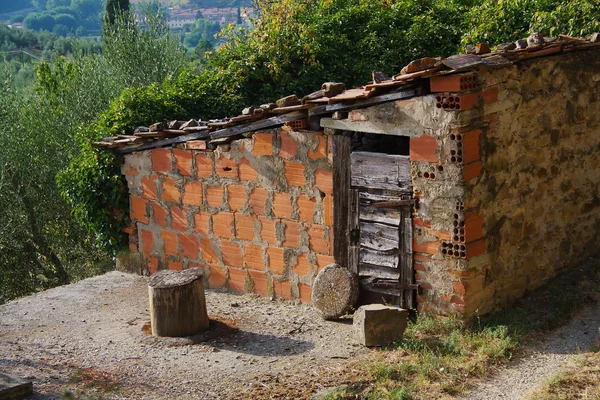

left=312, top=264, right=359, bottom=320
left=148, top=268, right=209, bottom=337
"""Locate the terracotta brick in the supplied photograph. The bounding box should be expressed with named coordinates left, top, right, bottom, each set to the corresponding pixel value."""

left=465, top=211, right=484, bottom=242
left=410, top=135, right=438, bottom=163
left=185, top=140, right=208, bottom=150
left=294, top=254, right=313, bottom=277
left=462, top=130, right=481, bottom=164
left=121, top=226, right=136, bottom=235
left=249, top=188, right=268, bottom=216
left=168, top=260, right=183, bottom=271
left=151, top=149, right=172, bottom=172
left=130, top=196, right=149, bottom=224
left=413, top=239, right=439, bottom=255
left=259, top=216, right=278, bottom=245
left=323, top=195, right=333, bottom=226
left=213, top=212, right=235, bottom=239
left=228, top=267, right=247, bottom=292
left=173, top=149, right=192, bottom=176
left=429, top=229, right=452, bottom=241
left=239, top=158, right=258, bottom=181
left=221, top=240, right=243, bottom=267
left=141, top=230, right=154, bottom=254
left=141, top=176, right=158, bottom=200
left=148, top=256, right=159, bottom=274
left=151, top=203, right=167, bottom=228
left=273, top=192, right=293, bottom=219
left=314, top=169, right=333, bottom=194
left=182, top=182, right=203, bottom=206
left=196, top=153, right=214, bottom=178
left=200, top=236, right=218, bottom=263
left=327, top=136, right=334, bottom=164
left=273, top=280, right=292, bottom=299
left=308, top=135, right=327, bottom=160
left=463, top=161, right=482, bottom=181
left=466, top=240, right=486, bottom=260
left=284, top=160, right=306, bottom=187
left=161, top=230, right=178, bottom=256
left=298, top=283, right=312, bottom=303
left=414, top=263, right=427, bottom=271
left=216, top=155, right=239, bottom=179
left=161, top=177, right=181, bottom=204
left=297, top=196, right=316, bottom=223
left=482, top=87, right=499, bottom=104
left=235, top=213, right=255, bottom=241
left=453, top=281, right=466, bottom=296
left=170, top=206, right=188, bottom=231
left=308, top=225, right=330, bottom=255
left=206, top=186, right=224, bottom=207
left=267, top=247, right=286, bottom=274
left=244, top=243, right=265, bottom=270
left=194, top=212, right=210, bottom=235
left=253, top=133, right=273, bottom=156
left=248, top=269, right=269, bottom=296
left=227, top=185, right=247, bottom=212
left=283, top=221, right=301, bottom=247
left=456, top=92, right=480, bottom=111
left=208, top=264, right=226, bottom=288
left=315, top=254, right=335, bottom=272
left=413, top=217, right=432, bottom=228
left=178, top=233, right=199, bottom=259
left=279, top=131, right=299, bottom=159
left=430, top=74, right=469, bottom=93
left=124, top=165, right=139, bottom=176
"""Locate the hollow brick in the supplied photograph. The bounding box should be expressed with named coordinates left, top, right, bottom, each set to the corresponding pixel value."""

left=166, top=260, right=182, bottom=271
left=248, top=269, right=270, bottom=297
left=170, top=206, right=188, bottom=231
left=151, top=203, right=168, bottom=228
left=206, top=186, right=224, bottom=208
left=323, top=194, right=333, bottom=226
left=213, top=212, right=235, bottom=239
left=249, top=187, right=268, bottom=216
left=235, top=213, right=255, bottom=241
left=173, top=149, right=192, bottom=176
left=208, top=264, right=227, bottom=288
left=182, top=182, right=203, bottom=206
left=216, top=155, right=239, bottom=179
left=315, top=254, right=335, bottom=272
left=141, top=176, right=158, bottom=200
left=298, top=283, right=312, bottom=303
left=462, top=130, right=481, bottom=164
left=161, top=177, right=181, bottom=204
left=482, top=87, right=499, bottom=104
left=413, top=239, right=439, bottom=255
left=227, top=185, right=247, bottom=212
left=273, top=280, right=292, bottom=299
left=244, top=243, right=265, bottom=270
left=463, top=161, right=482, bottom=181
left=409, top=135, right=438, bottom=163
left=267, top=247, right=286, bottom=275
left=308, top=225, right=330, bottom=255
left=279, top=131, right=299, bottom=159
left=194, top=212, right=210, bottom=235
left=161, top=230, right=178, bottom=256
left=272, top=192, right=293, bottom=219
left=220, top=240, right=243, bottom=267
left=200, top=236, right=218, bottom=263
left=453, top=281, right=467, bottom=296
left=151, top=149, right=172, bottom=172
left=284, top=160, right=306, bottom=187
left=259, top=216, right=278, bottom=245
left=327, top=136, right=334, bottom=164
left=283, top=221, right=301, bottom=248
left=148, top=256, right=159, bottom=274
left=308, top=135, right=327, bottom=160
left=464, top=211, right=484, bottom=243
left=239, top=158, right=258, bottom=181
left=141, top=229, right=154, bottom=254
left=293, top=254, right=313, bottom=277
left=314, top=169, right=333, bottom=194
left=297, top=196, right=316, bottom=223
left=228, top=267, right=247, bottom=292
left=196, top=153, right=214, bottom=178
left=253, top=133, right=273, bottom=156
left=130, top=196, right=149, bottom=224
left=466, top=240, right=486, bottom=260
left=178, top=233, right=199, bottom=259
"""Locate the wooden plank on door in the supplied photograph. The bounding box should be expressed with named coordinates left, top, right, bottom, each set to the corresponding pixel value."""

left=332, top=135, right=351, bottom=271
left=350, top=152, right=411, bottom=192
left=359, top=222, right=399, bottom=252
left=360, top=248, right=399, bottom=269
left=348, top=189, right=360, bottom=274
left=400, top=205, right=414, bottom=308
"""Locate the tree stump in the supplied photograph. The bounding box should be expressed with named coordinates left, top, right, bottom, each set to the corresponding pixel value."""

left=311, top=264, right=359, bottom=320
left=148, top=268, right=209, bottom=337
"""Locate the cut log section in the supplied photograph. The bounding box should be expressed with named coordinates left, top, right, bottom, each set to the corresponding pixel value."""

left=312, top=264, right=359, bottom=320
left=148, top=268, right=209, bottom=337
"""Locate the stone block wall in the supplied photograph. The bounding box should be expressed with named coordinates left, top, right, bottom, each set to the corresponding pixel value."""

left=122, top=128, right=335, bottom=302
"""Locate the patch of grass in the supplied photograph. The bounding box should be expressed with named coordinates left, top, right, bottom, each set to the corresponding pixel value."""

left=68, top=367, right=122, bottom=395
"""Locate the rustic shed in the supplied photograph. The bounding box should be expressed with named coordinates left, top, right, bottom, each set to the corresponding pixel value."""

left=98, top=35, right=600, bottom=318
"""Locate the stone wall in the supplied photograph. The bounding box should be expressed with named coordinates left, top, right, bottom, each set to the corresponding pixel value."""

left=122, top=128, right=335, bottom=302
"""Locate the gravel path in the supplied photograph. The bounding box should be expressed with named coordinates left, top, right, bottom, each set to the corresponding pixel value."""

left=462, top=305, right=600, bottom=400
left=0, top=271, right=368, bottom=399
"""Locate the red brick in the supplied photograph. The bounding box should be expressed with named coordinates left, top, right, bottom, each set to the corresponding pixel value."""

left=308, top=225, right=330, bottom=255
left=298, top=283, right=312, bottom=303
left=161, top=230, right=178, bottom=256
left=124, top=165, right=139, bottom=176
left=453, top=281, right=466, bottom=296
left=465, top=211, right=484, bottom=243
left=410, top=135, right=438, bottom=163
left=235, top=213, right=255, bottom=241
left=216, top=155, right=239, bottom=179
left=259, top=216, right=278, bottom=245
left=185, top=140, right=208, bottom=150
left=273, top=192, right=293, bottom=219
left=173, top=149, right=192, bottom=176
left=129, top=243, right=138, bottom=251
left=206, top=186, right=224, bottom=207
left=168, top=260, right=183, bottom=271
left=308, top=135, right=327, bottom=160
left=196, top=153, right=214, bottom=178
left=297, top=196, right=316, bottom=223
left=227, top=185, right=247, bottom=212
left=463, top=161, right=482, bottom=181
left=239, top=158, right=258, bottom=181
left=122, top=226, right=136, bottom=235
left=482, top=87, right=498, bottom=104
left=267, top=247, right=286, bottom=274
left=208, top=264, right=226, bottom=288
left=161, top=177, right=181, bottom=204
left=273, top=280, right=292, bottom=299
left=151, top=149, right=172, bottom=172
left=130, top=196, right=149, bottom=224
left=213, top=212, right=235, bottom=239
left=200, top=236, right=218, bottom=263
left=194, top=212, right=210, bottom=235
left=429, top=74, right=474, bottom=93
left=294, top=254, right=313, bottom=277
left=456, top=92, right=480, bottom=111
left=327, top=136, right=334, bottom=164
left=151, top=203, right=168, bottom=228
left=413, top=217, right=432, bottom=228
left=148, top=256, right=159, bottom=274
left=142, top=176, right=158, bottom=200
left=170, top=206, right=188, bottom=231
left=249, top=188, right=268, bottom=216
left=314, top=169, right=333, bottom=195
left=283, top=221, right=301, bottom=247
left=141, top=230, right=154, bottom=254
left=284, top=161, right=306, bottom=187
left=228, top=267, right=247, bottom=292
left=414, top=263, right=427, bottom=271
left=253, top=133, right=273, bottom=156
left=248, top=269, right=270, bottom=297
left=244, top=243, right=265, bottom=270
left=413, top=239, right=439, bottom=255
left=466, top=240, right=486, bottom=260
left=315, top=254, right=335, bottom=272
left=221, top=240, right=243, bottom=267
left=178, top=233, right=199, bottom=259
left=182, top=182, right=203, bottom=206
left=323, top=195, right=333, bottom=226
left=279, top=131, right=299, bottom=159
left=462, top=130, right=481, bottom=164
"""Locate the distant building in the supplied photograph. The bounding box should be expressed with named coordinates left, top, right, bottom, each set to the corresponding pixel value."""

left=8, top=22, right=24, bottom=29
left=167, top=15, right=197, bottom=30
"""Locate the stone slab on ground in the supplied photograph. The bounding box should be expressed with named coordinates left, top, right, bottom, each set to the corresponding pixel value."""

left=353, top=304, right=408, bottom=347
left=0, top=372, right=33, bottom=400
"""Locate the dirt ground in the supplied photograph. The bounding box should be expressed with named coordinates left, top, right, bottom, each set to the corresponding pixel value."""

left=0, top=272, right=370, bottom=399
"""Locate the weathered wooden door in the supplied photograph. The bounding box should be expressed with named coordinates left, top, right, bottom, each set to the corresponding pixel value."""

left=349, top=151, right=415, bottom=308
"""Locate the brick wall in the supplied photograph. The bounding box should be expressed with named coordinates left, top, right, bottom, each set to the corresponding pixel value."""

left=122, top=128, right=335, bottom=302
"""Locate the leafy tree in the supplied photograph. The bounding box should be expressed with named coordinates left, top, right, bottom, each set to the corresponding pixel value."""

left=105, top=0, right=129, bottom=25
left=71, top=0, right=100, bottom=19
left=23, top=12, right=56, bottom=31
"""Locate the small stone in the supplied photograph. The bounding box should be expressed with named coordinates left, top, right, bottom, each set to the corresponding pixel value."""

left=475, top=43, right=490, bottom=55
left=353, top=304, right=408, bottom=347
left=527, top=32, right=544, bottom=47
left=400, top=57, right=437, bottom=74
left=260, top=103, right=277, bottom=111
left=321, top=82, right=345, bottom=98
left=515, top=39, right=528, bottom=50
left=134, top=126, right=150, bottom=133
left=168, top=120, right=181, bottom=129
left=242, top=106, right=256, bottom=115
left=496, top=42, right=517, bottom=51
left=276, top=95, right=301, bottom=108
left=372, top=71, right=391, bottom=83
left=590, top=33, right=600, bottom=43
left=464, top=45, right=476, bottom=54
left=180, top=119, right=198, bottom=129
left=311, top=264, right=359, bottom=320
left=149, top=122, right=165, bottom=132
